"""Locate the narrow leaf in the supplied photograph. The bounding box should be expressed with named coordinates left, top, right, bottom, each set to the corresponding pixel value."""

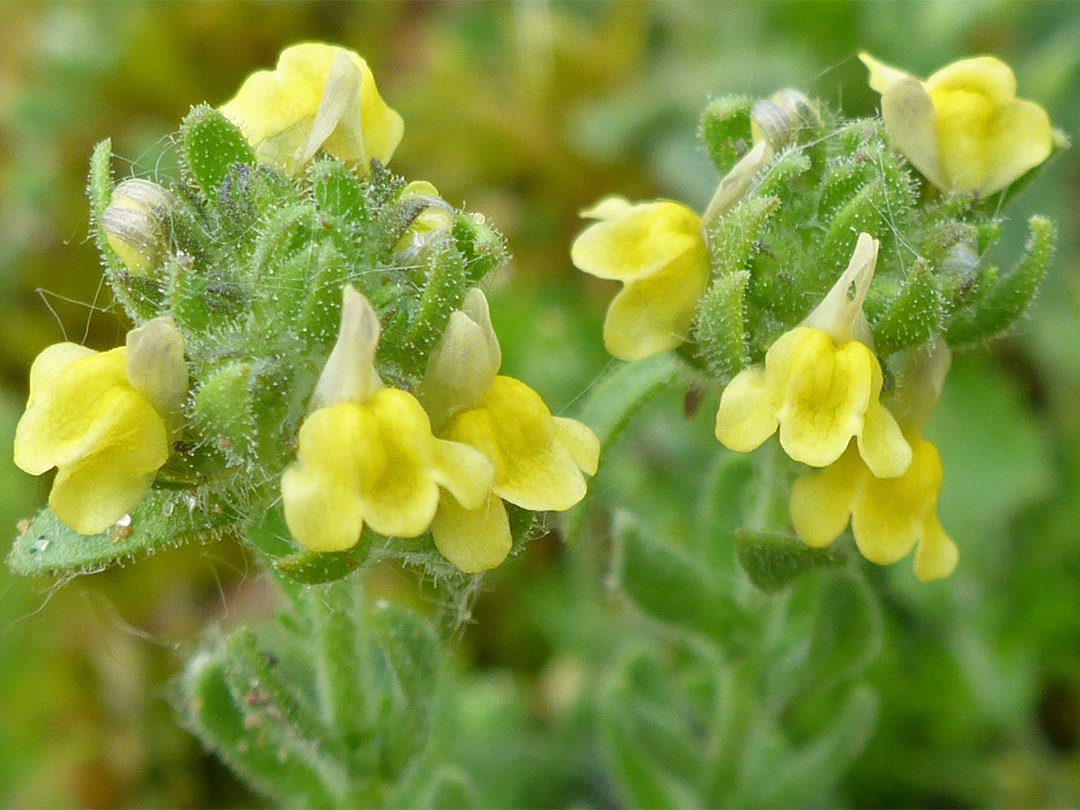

left=9, top=490, right=241, bottom=577
left=735, top=529, right=848, bottom=591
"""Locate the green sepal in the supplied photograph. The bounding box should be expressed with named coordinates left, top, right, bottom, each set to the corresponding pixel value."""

left=217, top=162, right=299, bottom=253
left=695, top=270, right=750, bottom=382
left=192, top=360, right=258, bottom=471
left=734, top=529, right=849, bottom=591
left=311, top=159, right=369, bottom=225
left=707, top=196, right=780, bottom=276
left=818, top=179, right=886, bottom=290
left=753, top=148, right=811, bottom=200
left=946, top=215, right=1057, bottom=345
left=87, top=138, right=113, bottom=222
left=274, top=537, right=373, bottom=585
left=8, top=489, right=241, bottom=577
left=393, top=242, right=469, bottom=381
left=615, top=518, right=744, bottom=651
left=868, top=258, right=943, bottom=357
left=453, top=213, right=510, bottom=284
left=699, top=94, right=754, bottom=173
left=181, top=105, right=256, bottom=202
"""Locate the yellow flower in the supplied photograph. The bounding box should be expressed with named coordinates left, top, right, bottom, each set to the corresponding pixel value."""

left=281, top=285, right=493, bottom=554
left=220, top=42, right=404, bottom=177
left=860, top=52, right=1052, bottom=196
left=715, top=234, right=911, bottom=477
left=789, top=340, right=958, bottom=582
left=14, top=318, right=187, bottom=535
left=570, top=197, right=710, bottom=361
left=420, top=289, right=600, bottom=573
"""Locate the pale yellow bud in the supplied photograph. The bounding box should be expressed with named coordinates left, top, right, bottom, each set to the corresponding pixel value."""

left=101, top=179, right=172, bottom=276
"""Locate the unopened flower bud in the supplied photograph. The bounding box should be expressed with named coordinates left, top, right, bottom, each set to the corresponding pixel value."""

left=394, top=181, right=455, bottom=264
left=419, top=288, right=502, bottom=430
left=310, top=285, right=384, bottom=410
left=750, top=88, right=814, bottom=151
left=101, top=179, right=172, bottom=276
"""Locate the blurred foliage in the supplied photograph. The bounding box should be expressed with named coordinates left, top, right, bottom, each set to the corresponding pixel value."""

left=2, top=1, right=1079, bottom=807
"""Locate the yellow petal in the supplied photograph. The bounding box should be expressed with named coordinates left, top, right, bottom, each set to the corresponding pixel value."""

left=601, top=240, right=710, bottom=359
left=778, top=336, right=873, bottom=468
left=15, top=348, right=132, bottom=475
left=431, top=438, right=495, bottom=512
left=857, top=358, right=912, bottom=479
left=50, top=459, right=160, bottom=537
left=579, top=195, right=633, bottom=221
left=45, top=387, right=168, bottom=535
left=715, top=365, right=780, bottom=453
left=354, top=389, right=442, bottom=538
left=925, top=56, right=1016, bottom=107
left=553, top=416, right=600, bottom=476
left=24, top=343, right=96, bottom=409
left=220, top=43, right=403, bottom=176
left=570, top=201, right=702, bottom=283
left=880, top=78, right=947, bottom=193
left=931, top=84, right=998, bottom=193
left=850, top=438, right=941, bottom=565
left=430, top=493, right=512, bottom=574
left=444, top=376, right=587, bottom=512
left=281, top=403, right=365, bottom=552
left=913, top=514, right=959, bottom=582
left=859, top=52, right=915, bottom=94
left=789, top=444, right=864, bottom=548
left=981, top=98, right=1053, bottom=195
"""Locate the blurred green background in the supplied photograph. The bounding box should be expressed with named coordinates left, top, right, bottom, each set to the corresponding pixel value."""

left=1, top=1, right=1079, bottom=807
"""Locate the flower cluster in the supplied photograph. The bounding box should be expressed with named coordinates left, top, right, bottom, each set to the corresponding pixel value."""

left=571, top=54, right=1055, bottom=582
left=282, top=285, right=598, bottom=573
left=16, top=43, right=597, bottom=579
left=717, top=237, right=958, bottom=582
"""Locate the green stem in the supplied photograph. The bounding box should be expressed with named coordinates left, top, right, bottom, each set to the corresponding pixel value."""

left=747, top=438, right=787, bottom=533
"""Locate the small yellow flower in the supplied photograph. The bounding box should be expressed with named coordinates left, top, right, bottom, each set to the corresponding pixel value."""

left=281, top=285, right=493, bottom=554
left=14, top=318, right=187, bottom=535
left=860, top=52, right=1052, bottom=196
left=715, top=234, right=911, bottom=477
left=570, top=197, right=710, bottom=361
left=420, top=289, right=600, bottom=573
left=220, top=42, right=404, bottom=177
left=789, top=340, right=958, bottom=582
